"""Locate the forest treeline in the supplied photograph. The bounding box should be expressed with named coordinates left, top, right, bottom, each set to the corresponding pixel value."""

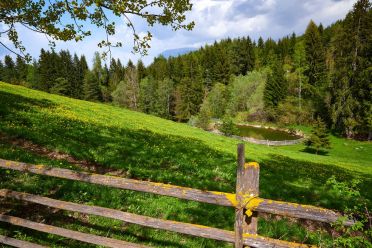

left=0, top=0, right=370, bottom=139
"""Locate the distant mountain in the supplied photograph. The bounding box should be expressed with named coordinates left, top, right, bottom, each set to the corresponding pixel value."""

left=160, top=47, right=197, bottom=58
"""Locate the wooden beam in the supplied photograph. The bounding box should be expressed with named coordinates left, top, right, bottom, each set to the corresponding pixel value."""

left=0, top=159, right=353, bottom=225
left=0, top=214, right=148, bottom=248
left=235, top=143, right=246, bottom=248
left=0, top=235, right=46, bottom=248
left=0, top=159, right=235, bottom=206
left=0, top=189, right=313, bottom=248
left=244, top=161, right=260, bottom=234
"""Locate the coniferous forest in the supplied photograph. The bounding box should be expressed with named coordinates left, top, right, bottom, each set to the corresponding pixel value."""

left=0, top=1, right=371, bottom=140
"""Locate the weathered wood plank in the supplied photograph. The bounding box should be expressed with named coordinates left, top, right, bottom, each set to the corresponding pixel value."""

left=0, top=159, right=353, bottom=225
left=0, top=190, right=313, bottom=248
left=0, top=158, right=235, bottom=206
left=0, top=189, right=232, bottom=243
left=235, top=143, right=246, bottom=248
left=0, top=214, right=148, bottom=248
left=0, top=235, right=46, bottom=248
left=243, top=162, right=260, bottom=234
left=256, top=200, right=354, bottom=225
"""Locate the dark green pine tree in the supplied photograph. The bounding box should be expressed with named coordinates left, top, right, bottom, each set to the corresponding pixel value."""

left=15, top=56, right=28, bottom=83
left=262, top=38, right=277, bottom=67
left=71, top=54, right=85, bottom=99
left=37, top=49, right=49, bottom=90
left=147, top=56, right=168, bottom=81
left=330, top=0, right=372, bottom=138
left=213, top=45, right=231, bottom=84
left=241, top=36, right=255, bottom=74
left=108, top=58, right=123, bottom=92
left=77, top=55, right=88, bottom=99
left=136, top=59, right=146, bottom=82
left=83, top=52, right=102, bottom=101
left=289, top=32, right=297, bottom=55
left=227, top=37, right=255, bottom=76
left=126, top=59, right=135, bottom=69
left=0, top=60, right=4, bottom=81
left=57, top=50, right=74, bottom=96
left=83, top=70, right=101, bottom=101
left=139, top=76, right=158, bottom=114
left=38, top=49, right=58, bottom=91
left=255, top=36, right=265, bottom=68
left=263, top=59, right=288, bottom=109
left=200, top=45, right=215, bottom=89
left=228, top=38, right=243, bottom=76
left=305, top=117, right=331, bottom=154
left=304, top=20, right=327, bottom=89
left=174, top=53, right=203, bottom=120
left=50, top=77, right=70, bottom=95
left=304, top=20, right=328, bottom=118
left=175, top=77, right=203, bottom=120
left=3, top=55, right=17, bottom=84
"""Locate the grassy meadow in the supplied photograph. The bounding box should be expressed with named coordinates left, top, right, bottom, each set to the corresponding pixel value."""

left=0, top=82, right=371, bottom=247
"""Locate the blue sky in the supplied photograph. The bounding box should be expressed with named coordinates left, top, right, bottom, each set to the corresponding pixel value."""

left=0, top=0, right=357, bottom=66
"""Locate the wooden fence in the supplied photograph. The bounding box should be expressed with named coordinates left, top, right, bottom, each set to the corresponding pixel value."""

left=0, top=144, right=353, bottom=248
left=231, top=136, right=305, bottom=146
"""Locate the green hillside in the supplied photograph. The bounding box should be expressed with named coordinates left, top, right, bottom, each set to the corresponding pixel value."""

left=0, top=82, right=371, bottom=247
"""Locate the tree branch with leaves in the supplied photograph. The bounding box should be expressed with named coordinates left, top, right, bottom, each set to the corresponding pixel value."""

left=0, top=0, right=194, bottom=61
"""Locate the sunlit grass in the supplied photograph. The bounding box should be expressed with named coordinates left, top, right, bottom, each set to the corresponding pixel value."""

left=0, top=82, right=371, bottom=247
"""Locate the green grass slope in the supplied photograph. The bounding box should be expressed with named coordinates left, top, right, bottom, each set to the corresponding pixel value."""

left=0, top=82, right=371, bottom=247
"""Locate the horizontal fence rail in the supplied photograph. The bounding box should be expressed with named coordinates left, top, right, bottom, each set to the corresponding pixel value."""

left=0, top=214, right=148, bottom=248
left=0, top=234, right=46, bottom=248
left=0, top=158, right=353, bottom=226
left=0, top=189, right=312, bottom=248
left=0, top=144, right=354, bottom=248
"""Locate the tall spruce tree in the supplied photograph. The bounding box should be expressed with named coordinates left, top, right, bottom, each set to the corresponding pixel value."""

left=175, top=68, right=203, bottom=121
left=263, top=59, right=288, bottom=109
left=304, top=20, right=328, bottom=119
left=58, top=50, right=74, bottom=96
left=83, top=53, right=102, bottom=101
left=15, top=56, right=27, bottom=83
left=50, top=77, right=70, bottom=95
left=3, top=55, right=16, bottom=84
left=71, top=54, right=86, bottom=99
left=137, top=59, right=146, bottom=82
left=38, top=49, right=56, bottom=91
left=0, top=61, right=4, bottom=81
left=83, top=70, right=101, bottom=101
left=139, top=77, right=158, bottom=114
left=213, top=45, right=231, bottom=84
left=330, top=0, right=372, bottom=138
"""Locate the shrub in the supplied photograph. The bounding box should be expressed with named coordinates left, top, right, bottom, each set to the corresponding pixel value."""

left=220, top=117, right=238, bottom=136
left=326, top=176, right=371, bottom=248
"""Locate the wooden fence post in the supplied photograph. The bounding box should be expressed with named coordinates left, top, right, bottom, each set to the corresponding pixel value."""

left=235, top=144, right=260, bottom=248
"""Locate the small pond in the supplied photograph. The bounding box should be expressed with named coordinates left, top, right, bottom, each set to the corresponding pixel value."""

left=236, top=125, right=301, bottom=141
